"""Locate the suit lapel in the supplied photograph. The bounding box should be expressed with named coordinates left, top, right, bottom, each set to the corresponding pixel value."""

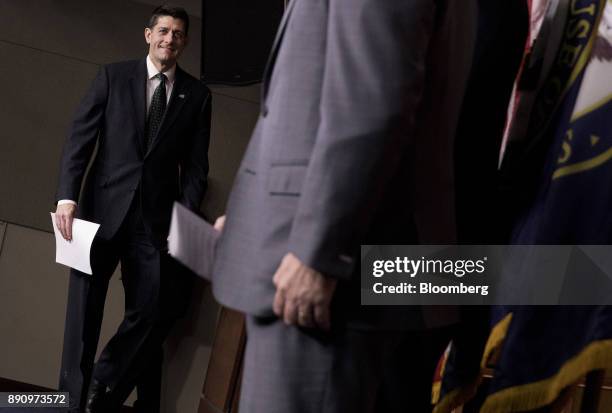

left=129, top=59, right=147, bottom=156
left=261, top=0, right=297, bottom=111
left=146, top=66, right=189, bottom=157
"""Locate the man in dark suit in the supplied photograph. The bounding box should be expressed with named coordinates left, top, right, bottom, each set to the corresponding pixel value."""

left=211, top=0, right=476, bottom=412
left=54, top=5, right=211, bottom=412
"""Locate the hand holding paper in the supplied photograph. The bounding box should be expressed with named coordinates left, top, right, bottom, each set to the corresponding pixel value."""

left=168, top=202, right=220, bottom=281
left=51, top=213, right=100, bottom=275
left=55, top=203, right=76, bottom=241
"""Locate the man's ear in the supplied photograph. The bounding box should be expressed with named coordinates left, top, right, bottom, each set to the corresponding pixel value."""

left=144, top=27, right=152, bottom=44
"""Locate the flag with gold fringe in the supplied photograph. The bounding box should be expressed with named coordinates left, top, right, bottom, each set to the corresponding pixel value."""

left=434, top=0, right=612, bottom=411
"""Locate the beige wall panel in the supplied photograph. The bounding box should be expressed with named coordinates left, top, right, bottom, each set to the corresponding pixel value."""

left=0, top=223, right=125, bottom=389
left=201, top=93, right=259, bottom=220
left=0, top=42, right=98, bottom=231
left=162, top=282, right=219, bottom=413
left=0, top=0, right=201, bottom=75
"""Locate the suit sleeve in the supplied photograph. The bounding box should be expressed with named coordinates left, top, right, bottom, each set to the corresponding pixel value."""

left=56, top=66, right=109, bottom=202
left=287, top=0, right=437, bottom=279
left=179, top=88, right=211, bottom=212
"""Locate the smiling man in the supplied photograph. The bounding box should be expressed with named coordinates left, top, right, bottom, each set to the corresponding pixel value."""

left=54, top=5, right=211, bottom=413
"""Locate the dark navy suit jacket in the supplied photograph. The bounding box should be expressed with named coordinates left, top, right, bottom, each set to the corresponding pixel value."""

left=56, top=58, right=211, bottom=247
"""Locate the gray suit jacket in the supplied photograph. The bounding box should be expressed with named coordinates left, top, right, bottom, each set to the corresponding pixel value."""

left=213, top=0, right=476, bottom=330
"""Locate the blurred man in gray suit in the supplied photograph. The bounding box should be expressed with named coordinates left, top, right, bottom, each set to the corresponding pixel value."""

left=212, top=0, right=476, bottom=411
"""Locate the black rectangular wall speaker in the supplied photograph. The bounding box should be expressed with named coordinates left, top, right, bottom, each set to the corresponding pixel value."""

left=201, top=0, right=286, bottom=85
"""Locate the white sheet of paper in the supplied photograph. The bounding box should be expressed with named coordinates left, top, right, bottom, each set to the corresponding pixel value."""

left=168, top=202, right=219, bottom=281
left=50, top=213, right=100, bottom=275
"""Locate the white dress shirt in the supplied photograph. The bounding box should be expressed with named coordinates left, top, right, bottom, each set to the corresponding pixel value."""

left=58, top=55, right=176, bottom=207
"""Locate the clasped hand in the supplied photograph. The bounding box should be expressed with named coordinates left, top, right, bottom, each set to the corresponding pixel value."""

left=272, top=252, right=337, bottom=330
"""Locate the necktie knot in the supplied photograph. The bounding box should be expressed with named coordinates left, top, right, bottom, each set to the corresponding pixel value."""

left=157, top=72, right=167, bottom=84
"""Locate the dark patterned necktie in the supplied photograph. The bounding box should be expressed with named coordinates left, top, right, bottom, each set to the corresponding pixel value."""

left=146, top=72, right=167, bottom=149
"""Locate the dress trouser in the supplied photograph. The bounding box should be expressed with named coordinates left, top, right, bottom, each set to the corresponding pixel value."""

left=58, top=199, right=191, bottom=412
left=239, top=316, right=455, bottom=413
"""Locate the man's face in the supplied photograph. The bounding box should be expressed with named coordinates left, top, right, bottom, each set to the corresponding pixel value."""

left=145, top=15, right=188, bottom=68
